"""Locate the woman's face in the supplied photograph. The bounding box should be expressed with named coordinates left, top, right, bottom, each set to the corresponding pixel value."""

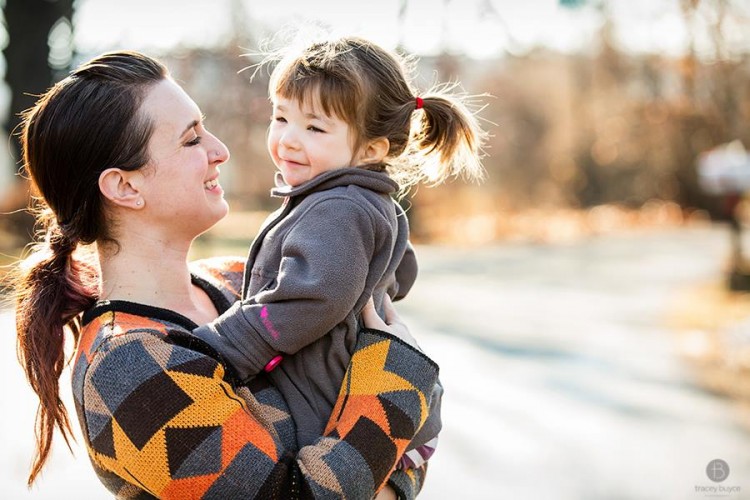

left=138, top=79, right=230, bottom=240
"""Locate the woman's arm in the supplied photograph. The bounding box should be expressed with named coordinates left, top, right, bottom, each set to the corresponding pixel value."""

left=363, top=298, right=433, bottom=499
left=77, top=325, right=438, bottom=499
left=385, top=465, right=429, bottom=499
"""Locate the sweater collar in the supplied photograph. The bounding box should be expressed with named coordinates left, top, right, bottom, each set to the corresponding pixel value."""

left=270, top=167, right=399, bottom=198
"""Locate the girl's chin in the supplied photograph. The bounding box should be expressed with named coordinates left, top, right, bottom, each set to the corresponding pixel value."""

left=280, top=174, right=304, bottom=187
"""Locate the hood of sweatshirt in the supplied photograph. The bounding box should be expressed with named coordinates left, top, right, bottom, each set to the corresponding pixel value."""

left=270, top=167, right=398, bottom=198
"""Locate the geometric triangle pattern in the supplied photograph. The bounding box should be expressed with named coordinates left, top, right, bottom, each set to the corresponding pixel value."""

left=90, top=338, right=164, bottom=415
left=72, top=258, right=437, bottom=499
left=113, top=370, right=193, bottom=450
left=201, top=442, right=276, bottom=498
left=165, top=426, right=222, bottom=478
left=167, top=356, right=219, bottom=378
left=379, top=393, right=417, bottom=440
left=83, top=410, right=112, bottom=448
left=90, top=418, right=116, bottom=459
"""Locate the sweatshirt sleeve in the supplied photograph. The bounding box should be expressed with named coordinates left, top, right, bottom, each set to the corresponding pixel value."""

left=78, top=328, right=438, bottom=499
left=393, top=241, right=418, bottom=301
left=193, top=197, right=380, bottom=380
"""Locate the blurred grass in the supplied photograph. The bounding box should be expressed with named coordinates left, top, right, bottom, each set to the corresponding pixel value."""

left=669, top=280, right=750, bottom=429
left=408, top=191, right=703, bottom=245
left=190, top=209, right=268, bottom=260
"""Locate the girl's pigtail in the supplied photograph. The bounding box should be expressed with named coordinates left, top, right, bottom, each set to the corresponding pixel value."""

left=14, top=211, right=98, bottom=485
left=406, top=87, right=487, bottom=188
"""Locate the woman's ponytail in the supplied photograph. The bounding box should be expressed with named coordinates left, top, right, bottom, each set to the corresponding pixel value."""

left=14, top=213, right=98, bottom=485
left=12, top=51, right=166, bottom=484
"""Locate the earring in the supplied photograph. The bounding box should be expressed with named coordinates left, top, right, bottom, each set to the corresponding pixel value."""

left=136, top=200, right=143, bottom=206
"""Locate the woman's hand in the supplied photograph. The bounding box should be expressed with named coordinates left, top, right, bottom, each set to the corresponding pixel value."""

left=361, top=296, right=420, bottom=350
left=374, top=485, right=398, bottom=500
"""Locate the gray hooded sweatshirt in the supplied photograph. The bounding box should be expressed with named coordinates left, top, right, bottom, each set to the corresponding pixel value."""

left=194, top=168, right=441, bottom=448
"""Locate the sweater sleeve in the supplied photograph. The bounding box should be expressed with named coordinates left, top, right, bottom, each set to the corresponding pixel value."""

left=193, top=197, right=380, bottom=380
left=78, top=328, right=437, bottom=499
left=387, top=464, right=429, bottom=500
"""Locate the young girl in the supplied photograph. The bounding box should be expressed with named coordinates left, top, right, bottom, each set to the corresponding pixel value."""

left=195, top=35, right=485, bottom=464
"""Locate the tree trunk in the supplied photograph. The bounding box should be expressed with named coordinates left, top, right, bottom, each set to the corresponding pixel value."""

left=1, top=0, right=74, bottom=234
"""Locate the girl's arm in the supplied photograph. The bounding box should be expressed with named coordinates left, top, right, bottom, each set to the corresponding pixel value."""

left=392, top=200, right=418, bottom=302
left=77, top=325, right=437, bottom=499
left=193, top=197, right=386, bottom=380
left=393, top=240, right=418, bottom=300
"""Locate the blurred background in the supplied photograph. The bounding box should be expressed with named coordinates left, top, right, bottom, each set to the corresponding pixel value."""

left=1, top=0, right=750, bottom=498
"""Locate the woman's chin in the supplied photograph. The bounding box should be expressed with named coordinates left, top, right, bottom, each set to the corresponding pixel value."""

left=193, top=202, right=230, bottom=239
left=212, top=201, right=230, bottom=225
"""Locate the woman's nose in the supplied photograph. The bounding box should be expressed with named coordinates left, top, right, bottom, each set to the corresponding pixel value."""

left=210, top=134, right=230, bottom=163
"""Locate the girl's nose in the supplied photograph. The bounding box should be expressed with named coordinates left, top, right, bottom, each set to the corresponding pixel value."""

left=279, top=129, right=299, bottom=150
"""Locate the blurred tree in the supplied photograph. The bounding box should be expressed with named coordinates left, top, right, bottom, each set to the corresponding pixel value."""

left=1, top=0, right=74, bottom=234
left=679, top=0, right=750, bottom=289
left=559, top=0, right=588, bottom=7
left=3, top=0, right=74, bottom=161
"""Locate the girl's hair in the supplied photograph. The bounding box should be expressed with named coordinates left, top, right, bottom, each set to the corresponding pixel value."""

left=266, top=35, right=487, bottom=190
left=13, top=50, right=167, bottom=485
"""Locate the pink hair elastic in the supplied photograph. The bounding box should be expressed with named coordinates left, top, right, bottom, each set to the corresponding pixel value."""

left=264, top=355, right=283, bottom=372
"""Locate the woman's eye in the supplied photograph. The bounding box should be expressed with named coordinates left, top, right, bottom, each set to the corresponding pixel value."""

left=186, top=136, right=202, bottom=146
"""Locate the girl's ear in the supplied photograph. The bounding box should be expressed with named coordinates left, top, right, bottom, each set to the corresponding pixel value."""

left=357, top=137, right=390, bottom=166
left=98, top=168, right=145, bottom=209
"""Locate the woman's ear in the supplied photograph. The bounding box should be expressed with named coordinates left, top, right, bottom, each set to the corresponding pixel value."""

left=357, top=137, right=390, bottom=166
left=99, top=168, right=144, bottom=209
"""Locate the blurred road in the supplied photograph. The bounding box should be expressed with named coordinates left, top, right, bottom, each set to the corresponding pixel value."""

left=2, top=225, right=749, bottom=499
left=404, top=226, right=750, bottom=500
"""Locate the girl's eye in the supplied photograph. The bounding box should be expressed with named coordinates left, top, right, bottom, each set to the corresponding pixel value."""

left=308, top=126, right=324, bottom=133
left=273, top=116, right=287, bottom=123
left=186, top=136, right=202, bottom=147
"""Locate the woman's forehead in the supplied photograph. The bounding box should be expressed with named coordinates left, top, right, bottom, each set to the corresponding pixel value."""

left=142, top=79, right=201, bottom=136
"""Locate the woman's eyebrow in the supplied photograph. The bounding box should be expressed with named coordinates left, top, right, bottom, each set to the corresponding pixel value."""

left=179, top=119, right=200, bottom=139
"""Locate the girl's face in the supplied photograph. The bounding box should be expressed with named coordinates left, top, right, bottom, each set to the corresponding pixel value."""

left=138, top=79, right=230, bottom=239
left=267, top=95, right=363, bottom=187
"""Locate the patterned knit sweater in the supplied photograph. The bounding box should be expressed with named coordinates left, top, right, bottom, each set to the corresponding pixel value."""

left=72, top=256, right=437, bottom=499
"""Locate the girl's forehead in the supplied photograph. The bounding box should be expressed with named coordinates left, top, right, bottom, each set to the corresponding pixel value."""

left=273, top=94, right=335, bottom=119
left=273, top=91, right=320, bottom=108
left=275, top=81, right=334, bottom=111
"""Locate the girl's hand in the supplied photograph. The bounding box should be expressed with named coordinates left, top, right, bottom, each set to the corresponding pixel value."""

left=361, top=296, right=420, bottom=350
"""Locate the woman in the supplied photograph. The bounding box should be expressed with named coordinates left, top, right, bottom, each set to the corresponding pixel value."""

left=13, top=51, right=437, bottom=499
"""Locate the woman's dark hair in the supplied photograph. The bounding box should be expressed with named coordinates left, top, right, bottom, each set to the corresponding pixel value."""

left=13, top=50, right=167, bottom=485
